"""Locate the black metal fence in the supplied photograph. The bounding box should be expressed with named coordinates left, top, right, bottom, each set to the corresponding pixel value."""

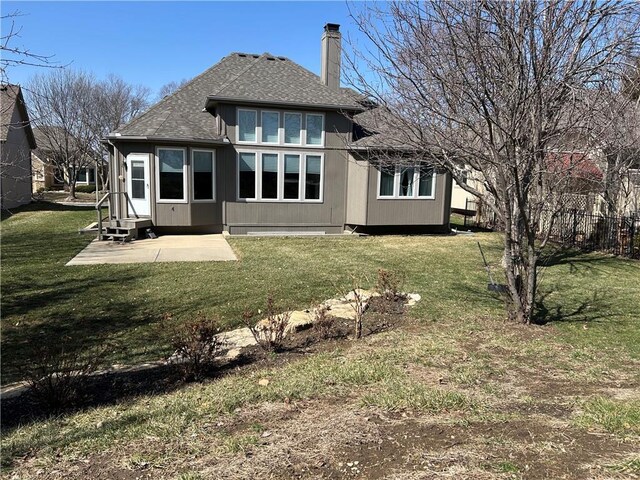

left=461, top=203, right=639, bottom=259
left=543, top=209, right=639, bottom=259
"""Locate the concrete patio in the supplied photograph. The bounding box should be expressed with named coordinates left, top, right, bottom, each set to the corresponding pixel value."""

left=66, top=234, right=237, bottom=265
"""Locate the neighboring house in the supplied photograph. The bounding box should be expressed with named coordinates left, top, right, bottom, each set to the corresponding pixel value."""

left=31, top=126, right=99, bottom=192
left=104, top=24, right=452, bottom=236
left=1, top=84, right=36, bottom=209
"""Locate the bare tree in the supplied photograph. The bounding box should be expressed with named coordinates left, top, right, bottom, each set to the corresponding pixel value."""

left=346, top=1, right=640, bottom=324
left=157, top=78, right=190, bottom=100
left=1, top=11, right=63, bottom=83
left=28, top=70, right=97, bottom=199
left=88, top=75, right=151, bottom=190
left=27, top=71, right=150, bottom=198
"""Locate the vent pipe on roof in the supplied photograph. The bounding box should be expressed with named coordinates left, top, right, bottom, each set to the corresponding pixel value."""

left=321, top=23, right=341, bottom=90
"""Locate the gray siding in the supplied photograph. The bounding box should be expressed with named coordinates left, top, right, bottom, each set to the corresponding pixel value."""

left=1, top=106, right=32, bottom=209
left=365, top=166, right=451, bottom=226
left=221, top=106, right=351, bottom=231
left=345, top=155, right=369, bottom=225
left=112, top=142, right=223, bottom=231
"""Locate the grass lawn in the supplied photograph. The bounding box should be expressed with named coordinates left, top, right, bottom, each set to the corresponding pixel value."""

left=1, top=202, right=639, bottom=479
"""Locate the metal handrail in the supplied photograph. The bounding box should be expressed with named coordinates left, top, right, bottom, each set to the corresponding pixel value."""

left=95, top=191, right=140, bottom=240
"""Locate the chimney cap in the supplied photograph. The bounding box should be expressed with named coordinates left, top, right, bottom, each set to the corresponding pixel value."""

left=324, top=23, right=340, bottom=32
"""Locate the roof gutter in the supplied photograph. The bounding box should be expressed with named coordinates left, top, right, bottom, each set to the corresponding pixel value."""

left=204, top=96, right=364, bottom=113
left=104, top=135, right=229, bottom=146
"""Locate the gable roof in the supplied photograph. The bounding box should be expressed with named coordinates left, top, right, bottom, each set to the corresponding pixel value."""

left=111, top=52, right=363, bottom=142
left=0, top=84, right=36, bottom=148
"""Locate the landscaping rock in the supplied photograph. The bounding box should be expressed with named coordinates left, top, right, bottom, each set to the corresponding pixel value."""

left=286, top=310, right=315, bottom=332
left=405, top=293, right=421, bottom=306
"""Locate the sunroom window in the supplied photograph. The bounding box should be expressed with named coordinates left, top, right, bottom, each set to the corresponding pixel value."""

left=379, top=167, right=395, bottom=197
left=192, top=150, right=215, bottom=201
left=158, top=148, right=186, bottom=201
left=378, top=165, right=436, bottom=199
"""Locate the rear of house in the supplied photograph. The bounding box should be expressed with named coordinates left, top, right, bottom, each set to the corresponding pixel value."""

left=104, top=24, right=452, bottom=237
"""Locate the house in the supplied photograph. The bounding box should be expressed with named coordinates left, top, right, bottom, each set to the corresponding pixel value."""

left=31, top=126, right=100, bottom=193
left=1, top=84, right=36, bottom=209
left=104, top=24, right=452, bottom=237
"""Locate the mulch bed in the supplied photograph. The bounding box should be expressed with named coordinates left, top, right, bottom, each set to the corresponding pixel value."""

left=1, top=296, right=408, bottom=431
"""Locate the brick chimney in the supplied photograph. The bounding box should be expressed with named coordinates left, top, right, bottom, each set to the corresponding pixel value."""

left=321, top=23, right=341, bottom=90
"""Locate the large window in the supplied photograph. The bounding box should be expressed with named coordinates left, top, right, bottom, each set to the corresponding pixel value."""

left=284, top=154, right=300, bottom=199
left=237, top=151, right=323, bottom=202
left=238, top=152, right=257, bottom=199
left=236, top=109, right=324, bottom=147
left=305, top=155, right=322, bottom=200
left=284, top=113, right=302, bottom=145
left=192, top=150, right=215, bottom=201
left=305, top=114, right=324, bottom=146
left=261, top=153, right=278, bottom=199
left=378, top=165, right=436, bottom=199
left=157, top=148, right=186, bottom=201
left=238, top=109, right=257, bottom=142
left=261, top=111, right=279, bottom=144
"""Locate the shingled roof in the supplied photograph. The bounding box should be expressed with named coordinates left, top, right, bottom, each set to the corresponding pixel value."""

left=1, top=84, right=36, bottom=148
left=111, top=52, right=363, bottom=142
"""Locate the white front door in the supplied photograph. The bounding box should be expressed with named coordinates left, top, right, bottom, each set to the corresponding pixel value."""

left=126, top=154, right=150, bottom=216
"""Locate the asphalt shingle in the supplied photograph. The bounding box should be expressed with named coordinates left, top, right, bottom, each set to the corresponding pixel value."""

left=113, top=53, right=363, bottom=141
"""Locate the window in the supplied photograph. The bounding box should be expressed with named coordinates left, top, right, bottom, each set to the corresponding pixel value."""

left=192, top=150, right=215, bottom=201
left=157, top=148, right=186, bottom=201
left=237, top=151, right=323, bottom=202
left=88, top=168, right=96, bottom=184
left=239, top=152, right=256, bottom=199
left=305, top=155, right=322, bottom=200
left=130, top=161, right=145, bottom=199
left=261, top=111, right=279, bottom=143
left=284, top=113, right=301, bottom=144
left=261, top=153, right=278, bottom=199
left=418, top=168, right=435, bottom=196
left=378, top=165, right=436, bottom=199
left=238, top=109, right=257, bottom=142
left=305, top=114, right=324, bottom=146
left=284, top=154, right=300, bottom=199
left=76, top=169, right=87, bottom=183
left=379, top=167, right=395, bottom=197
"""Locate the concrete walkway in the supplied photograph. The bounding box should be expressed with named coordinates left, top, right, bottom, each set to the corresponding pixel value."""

left=66, top=234, right=237, bottom=265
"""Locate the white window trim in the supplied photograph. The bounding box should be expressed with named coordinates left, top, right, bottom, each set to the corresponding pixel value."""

left=283, top=112, right=303, bottom=146
left=302, top=153, right=324, bottom=202
left=236, top=150, right=324, bottom=203
left=377, top=165, right=437, bottom=200
left=237, top=108, right=258, bottom=144
left=236, top=109, right=325, bottom=148
left=191, top=149, right=216, bottom=203
left=304, top=113, right=325, bottom=148
left=260, top=110, right=281, bottom=145
left=156, top=146, right=188, bottom=204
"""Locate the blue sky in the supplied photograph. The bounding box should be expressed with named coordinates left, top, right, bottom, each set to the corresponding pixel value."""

left=2, top=1, right=367, bottom=97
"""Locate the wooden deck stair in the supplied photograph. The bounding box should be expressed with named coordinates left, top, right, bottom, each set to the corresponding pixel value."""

left=97, top=218, right=153, bottom=242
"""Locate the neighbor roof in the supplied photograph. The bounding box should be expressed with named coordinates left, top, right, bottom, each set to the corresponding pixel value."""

left=111, top=52, right=364, bottom=142
left=0, top=84, right=36, bottom=148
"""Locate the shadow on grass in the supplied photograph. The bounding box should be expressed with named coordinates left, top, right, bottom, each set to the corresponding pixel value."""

left=533, top=289, right=612, bottom=325
left=1, top=200, right=94, bottom=220
left=0, top=352, right=256, bottom=435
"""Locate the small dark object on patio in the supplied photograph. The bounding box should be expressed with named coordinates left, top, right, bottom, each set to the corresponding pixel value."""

left=146, top=228, right=157, bottom=239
